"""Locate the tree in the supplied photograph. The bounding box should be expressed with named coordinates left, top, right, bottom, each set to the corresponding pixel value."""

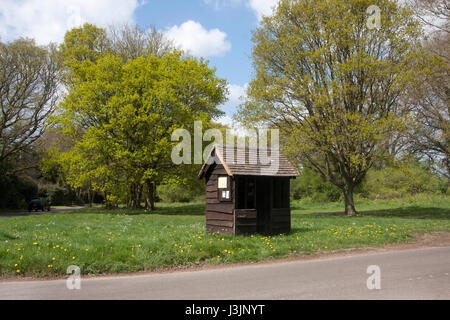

left=411, top=0, right=449, bottom=34
left=0, top=38, right=60, bottom=175
left=53, top=51, right=227, bottom=211
left=60, top=23, right=110, bottom=66
left=406, top=0, right=449, bottom=177
left=237, top=0, right=426, bottom=215
left=108, top=24, right=174, bottom=61
left=53, top=24, right=176, bottom=208
left=59, top=23, right=110, bottom=86
left=59, top=23, right=174, bottom=81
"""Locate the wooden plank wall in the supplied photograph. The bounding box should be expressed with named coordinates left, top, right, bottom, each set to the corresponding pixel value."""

left=271, top=208, right=291, bottom=234
left=234, top=209, right=257, bottom=235
left=205, top=164, right=235, bottom=235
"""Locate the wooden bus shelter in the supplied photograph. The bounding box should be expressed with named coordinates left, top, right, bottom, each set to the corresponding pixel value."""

left=198, top=145, right=299, bottom=235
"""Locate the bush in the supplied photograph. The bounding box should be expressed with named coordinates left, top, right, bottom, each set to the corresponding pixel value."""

left=38, top=184, right=69, bottom=205
left=290, top=160, right=447, bottom=204
left=358, top=162, right=445, bottom=199
left=291, top=168, right=341, bottom=202
left=157, top=183, right=203, bottom=203
left=0, top=174, right=38, bottom=209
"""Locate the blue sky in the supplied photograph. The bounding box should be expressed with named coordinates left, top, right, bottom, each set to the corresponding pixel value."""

left=0, top=0, right=279, bottom=125
left=134, top=0, right=255, bottom=84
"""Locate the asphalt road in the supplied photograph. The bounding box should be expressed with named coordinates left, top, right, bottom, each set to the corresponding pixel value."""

left=0, top=246, right=449, bottom=300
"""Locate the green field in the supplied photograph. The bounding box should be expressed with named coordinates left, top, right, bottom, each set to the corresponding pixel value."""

left=1, top=195, right=449, bottom=278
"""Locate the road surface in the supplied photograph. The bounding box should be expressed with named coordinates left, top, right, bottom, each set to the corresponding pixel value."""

left=0, top=246, right=449, bottom=299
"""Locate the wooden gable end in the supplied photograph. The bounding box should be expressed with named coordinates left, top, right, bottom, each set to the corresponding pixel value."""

left=204, top=163, right=235, bottom=235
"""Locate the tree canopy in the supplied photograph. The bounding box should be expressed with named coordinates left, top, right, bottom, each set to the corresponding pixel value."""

left=0, top=38, right=60, bottom=174
left=50, top=24, right=227, bottom=210
left=237, top=0, right=428, bottom=215
left=406, top=0, right=449, bottom=178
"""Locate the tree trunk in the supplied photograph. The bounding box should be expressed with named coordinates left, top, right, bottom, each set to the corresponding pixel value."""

left=87, top=188, right=93, bottom=208
left=129, top=184, right=136, bottom=208
left=104, top=191, right=108, bottom=209
left=129, top=183, right=142, bottom=209
left=343, top=186, right=357, bottom=216
left=145, top=180, right=155, bottom=212
left=136, top=184, right=143, bottom=209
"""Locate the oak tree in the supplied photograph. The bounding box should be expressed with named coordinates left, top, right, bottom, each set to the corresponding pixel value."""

left=54, top=25, right=227, bottom=210
left=238, top=0, right=426, bottom=215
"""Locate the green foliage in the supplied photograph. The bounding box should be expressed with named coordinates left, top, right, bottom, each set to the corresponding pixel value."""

left=359, top=162, right=448, bottom=199
left=0, top=173, right=38, bottom=209
left=291, top=168, right=341, bottom=203
left=157, top=183, right=204, bottom=203
left=51, top=24, right=228, bottom=210
left=292, top=160, right=448, bottom=203
left=59, top=23, right=109, bottom=80
left=238, top=0, right=427, bottom=215
left=37, top=184, right=70, bottom=206
left=39, top=146, right=67, bottom=185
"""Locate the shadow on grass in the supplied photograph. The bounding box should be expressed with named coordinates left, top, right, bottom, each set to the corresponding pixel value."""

left=153, top=203, right=205, bottom=216
left=65, top=203, right=206, bottom=216
left=54, top=202, right=450, bottom=220
left=294, top=206, right=450, bottom=219
left=0, top=230, right=17, bottom=240
left=361, top=206, right=450, bottom=219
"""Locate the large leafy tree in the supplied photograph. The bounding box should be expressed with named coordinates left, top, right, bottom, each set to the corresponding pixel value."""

left=54, top=36, right=227, bottom=210
left=237, top=0, right=426, bottom=215
left=0, top=39, right=60, bottom=174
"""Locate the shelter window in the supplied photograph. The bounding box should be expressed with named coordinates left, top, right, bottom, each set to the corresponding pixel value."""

left=218, top=176, right=227, bottom=189
left=236, top=176, right=255, bottom=209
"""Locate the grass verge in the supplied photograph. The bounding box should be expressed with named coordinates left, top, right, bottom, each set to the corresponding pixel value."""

left=1, top=195, right=449, bottom=277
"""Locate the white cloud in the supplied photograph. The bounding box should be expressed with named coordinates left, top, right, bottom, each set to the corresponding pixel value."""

left=165, top=20, right=231, bottom=57
left=0, top=0, right=142, bottom=44
left=220, top=83, right=247, bottom=115
left=213, top=83, right=248, bottom=134
left=216, top=115, right=249, bottom=136
left=216, top=115, right=235, bottom=128
left=203, top=0, right=278, bottom=22
left=248, top=0, right=278, bottom=21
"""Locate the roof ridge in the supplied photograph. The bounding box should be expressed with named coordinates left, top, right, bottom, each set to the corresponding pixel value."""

left=215, top=144, right=281, bottom=151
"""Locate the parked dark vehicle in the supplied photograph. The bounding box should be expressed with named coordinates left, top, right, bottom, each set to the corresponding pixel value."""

left=28, top=197, right=51, bottom=212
